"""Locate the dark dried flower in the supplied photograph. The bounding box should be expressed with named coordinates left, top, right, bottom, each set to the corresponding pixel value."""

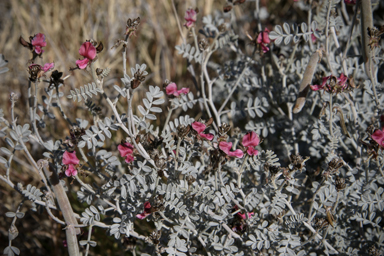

left=177, top=125, right=191, bottom=138
left=368, top=245, right=381, bottom=256
left=123, top=236, right=137, bottom=251
left=47, top=70, right=64, bottom=91
left=367, top=26, right=384, bottom=49
left=198, top=38, right=208, bottom=51
left=323, top=158, right=344, bottom=179
left=126, top=17, right=141, bottom=37
left=223, top=5, right=232, bottom=12
left=335, top=176, right=346, bottom=191
left=264, top=163, right=280, bottom=175
left=131, top=69, right=147, bottom=89
left=314, top=217, right=329, bottom=229
left=70, top=127, right=86, bottom=146
left=289, top=154, right=309, bottom=171
left=218, top=123, right=231, bottom=136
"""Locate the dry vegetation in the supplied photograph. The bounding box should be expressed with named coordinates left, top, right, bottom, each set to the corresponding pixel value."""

left=0, top=0, right=299, bottom=255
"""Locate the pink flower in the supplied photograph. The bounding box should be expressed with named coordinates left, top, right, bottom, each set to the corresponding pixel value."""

left=372, top=128, right=384, bottom=147
left=62, top=151, right=79, bottom=177
left=237, top=211, right=254, bottom=220
left=166, top=83, right=190, bottom=97
left=43, top=62, right=55, bottom=72
left=192, top=122, right=214, bottom=141
left=344, top=0, right=356, bottom=4
left=257, top=28, right=270, bottom=53
left=310, top=74, right=348, bottom=92
left=65, top=164, right=78, bottom=177
left=242, top=131, right=260, bottom=156
left=184, top=8, right=197, bottom=28
left=31, top=33, right=47, bottom=54
left=136, top=201, right=152, bottom=219
left=75, top=42, right=97, bottom=69
left=63, top=151, right=80, bottom=165
left=219, top=141, right=244, bottom=158
left=118, top=142, right=135, bottom=163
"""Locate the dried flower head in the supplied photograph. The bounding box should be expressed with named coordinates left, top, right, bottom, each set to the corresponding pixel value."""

left=335, top=176, right=346, bottom=191
left=28, top=62, right=55, bottom=82
left=126, top=17, right=141, bottom=37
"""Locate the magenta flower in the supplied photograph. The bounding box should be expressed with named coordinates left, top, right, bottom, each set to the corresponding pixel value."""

left=184, top=8, right=197, bottom=28
left=43, top=62, right=55, bottom=72
left=219, top=141, right=244, bottom=158
left=310, top=73, right=348, bottom=93
left=242, top=131, right=260, bottom=156
left=257, top=28, right=270, bottom=53
left=372, top=128, right=384, bottom=147
left=166, top=83, right=190, bottom=97
left=118, top=142, right=135, bottom=163
left=62, top=151, right=79, bottom=177
left=75, top=42, right=97, bottom=69
left=136, top=201, right=152, bottom=219
left=192, top=122, right=214, bottom=141
left=31, top=33, right=47, bottom=54
left=344, top=0, right=356, bottom=4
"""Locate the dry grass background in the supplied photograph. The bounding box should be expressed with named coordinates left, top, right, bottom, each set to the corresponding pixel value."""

left=0, top=0, right=293, bottom=255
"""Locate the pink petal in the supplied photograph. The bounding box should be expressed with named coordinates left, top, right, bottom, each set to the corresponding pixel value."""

left=136, top=213, right=149, bottom=219
left=261, top=44, right=269, bottom=53
left=247, top=147, right=259, bottom=156
left=219, top=141, right=232, bottom=154
left=177, top=88, right=190, bottom=95
left=76, top=58, right=90, bottom=69
left=65, top=164, right=78, bottom=177
left=43, top=62, right=55, bottom=72
left=78, top=42, right=96, bottom=60
left=242, top=131, right=260, bottom=147
left=31, top=33, right=47, bottom=47
left=228, top=149, right=244, bottom=158
left=184, top=9, right=197, bottom=22
left=200, top=132, right=214, bottom=141
left=125, top=154, right=134, bottom=163
left=62, top=151, right=80, bottom=165
left=34, top=46, right=43, bottom=54
left=311, top=33, right=317, bottom=43
left=262, top=30, right=270, bottom=44
left=372, top=129, right=384, bottom=147
left=192, top=122, right=207, bottom=134
left=310, top=84, right=324, bottom=91
left=166, top=83, right=178, bottom=95
left=118, top=142, right=134, bottom=157
left=144, top=201, right=151, bottom=210
left=338, top=73, right=348, bottom=87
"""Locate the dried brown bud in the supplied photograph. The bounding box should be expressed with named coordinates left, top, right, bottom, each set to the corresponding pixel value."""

left=335, top=176, right=346, bottom=191
left=223, top=5, right=232, bottom=12
left=95, top=42, right=104, bottom=53
left=177, top=125, right=191, bottom=138
left=314, top=217, right=329, bottom=229
left=218, top=123, right=231, bottom=135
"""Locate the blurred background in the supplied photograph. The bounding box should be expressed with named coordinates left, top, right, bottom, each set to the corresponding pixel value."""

left=0, top=0, right=324, bottom=255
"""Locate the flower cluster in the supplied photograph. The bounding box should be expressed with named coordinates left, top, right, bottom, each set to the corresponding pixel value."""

left=192, top=121, right=214, bottom=140
left=242, top=131, right=260, bottom=156
left=136, top=201, right=152, bottom=219
left=310, top=73, right=349, bottom=93
left=165, top=83, right=190, bottom=97
left=62, top=151, right=79, bottom=177
left=257, top=28, right=270, bottom=53
left=118, top=142, right=135, bottom=163
left=19, top=33, right=47, bottom=57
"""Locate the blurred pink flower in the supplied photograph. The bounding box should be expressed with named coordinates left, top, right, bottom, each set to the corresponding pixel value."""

left=242, top=131, right=260, bottom=156
left=118, top=142, right=135, bottom=163
left=372, top=129, right=384, bottom=147
left=257, top=28, right=270, bottom=53
left=219, top=141, right=244, bottom=158
left=166, top=83, right=190, bottom=97
left=31, top=33, right=47, bottom=54
left=76, top=42, right=97, bottom=69
left=192, top=121, right=214, bottom=140
left=184, top=8, right=197, bottom=28
left=43, top=62, right=55, bottom=72
left=136, top=201, right=152, bottom=219
left=344, top=0, right=356, bottom=4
